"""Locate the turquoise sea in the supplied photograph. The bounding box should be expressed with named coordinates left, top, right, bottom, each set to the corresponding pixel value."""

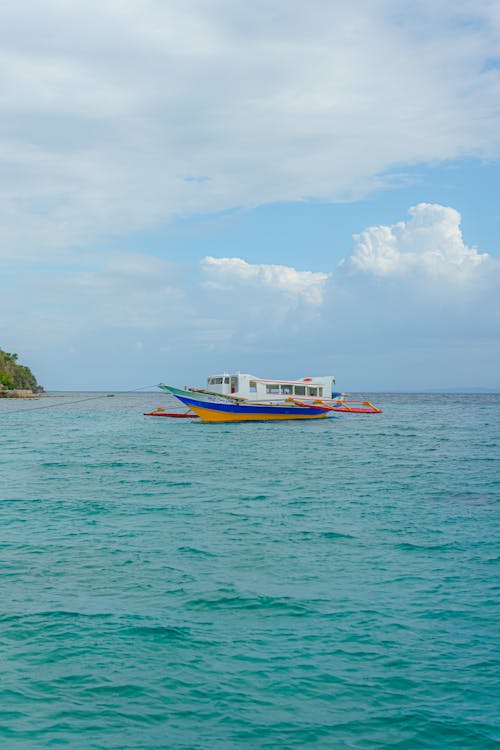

left=1, top=392, right=499, bottom=749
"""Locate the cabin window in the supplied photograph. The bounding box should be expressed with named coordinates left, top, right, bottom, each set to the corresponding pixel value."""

left=212, top=377, right=223, bottom=385
left=266, top=384, right=280, bottom=394
left=307, top=387, right=318, bottom=396
left=224, top=377, right=230, bottom=384
left=249, top=381, right=257, bottom=392
left=318, top=388, right=323, bottom=396
left=294, top=385, right=305, bottom=396
left=281, top=385, right=293, bottom=395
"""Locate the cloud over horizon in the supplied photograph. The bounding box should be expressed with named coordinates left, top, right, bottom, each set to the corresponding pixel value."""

left=332, top=204, right=500, bottom=359
left=3, top=202, right=498, bottom=389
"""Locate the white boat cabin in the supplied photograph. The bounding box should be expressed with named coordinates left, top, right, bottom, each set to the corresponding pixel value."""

left=205, top=373, right=337, bottom=402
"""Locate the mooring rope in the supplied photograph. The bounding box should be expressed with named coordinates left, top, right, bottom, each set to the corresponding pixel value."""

left=0, top=385, right=160, bottom=415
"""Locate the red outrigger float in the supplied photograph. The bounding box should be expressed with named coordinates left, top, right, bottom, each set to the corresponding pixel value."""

left=144, top=407, right=199, bottom=418
left=292, top=398, right=382, bottom=414
left=327, top=400, right=382, bottom=413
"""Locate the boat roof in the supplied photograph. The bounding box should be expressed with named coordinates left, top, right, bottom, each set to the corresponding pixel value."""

left=208, top=373, right=334, bottom=384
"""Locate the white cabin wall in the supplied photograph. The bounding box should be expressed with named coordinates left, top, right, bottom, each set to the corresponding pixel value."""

left=207, top=373, right=335, bottom=400
left=312, top=376, right=335, bottom=398
left=206, top=374, right=231, bottom=395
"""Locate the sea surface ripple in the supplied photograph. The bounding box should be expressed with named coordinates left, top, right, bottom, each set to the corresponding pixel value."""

left=1, top=392, right=499, bottom=749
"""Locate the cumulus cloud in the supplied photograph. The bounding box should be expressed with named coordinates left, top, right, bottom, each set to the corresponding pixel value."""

left=328, top=203, right=500, bottom=387
left=201, top=256, right=329, bottom=306
left=343, top=203, right=490, bottom=279
left=196, top=257, right=331, bottom=350
left=1, top=1, right=500, bottom=257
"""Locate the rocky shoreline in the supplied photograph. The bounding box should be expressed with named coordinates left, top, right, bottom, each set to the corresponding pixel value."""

left=0, top=389, right=40, bottom=398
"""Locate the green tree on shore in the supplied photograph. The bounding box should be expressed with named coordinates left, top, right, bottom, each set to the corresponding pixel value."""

left=0, top=348, right=43, bottom=391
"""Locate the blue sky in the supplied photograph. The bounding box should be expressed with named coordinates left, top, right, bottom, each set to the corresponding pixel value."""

left=1, top=0, right=499, bottom=391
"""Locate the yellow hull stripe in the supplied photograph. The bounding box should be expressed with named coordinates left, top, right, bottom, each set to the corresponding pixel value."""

left=188, top=405, right=328, bottom=422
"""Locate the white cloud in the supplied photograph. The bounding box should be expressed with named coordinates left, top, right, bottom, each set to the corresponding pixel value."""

left=0, top=51, right=138, bottom=118
left=328, top=204, right=500, bottom=387
left=196, top=257, right=330, bottom=349
left=343, top=203, right=490, bottom=279
left=201, top=256, right=329, bottom=306
left=0, top=1, right=500, bottom=257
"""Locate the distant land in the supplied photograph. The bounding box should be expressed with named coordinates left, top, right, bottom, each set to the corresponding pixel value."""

left=0, top=348, right=43, bottom=396
left=381, top=387, right=500, bottom=394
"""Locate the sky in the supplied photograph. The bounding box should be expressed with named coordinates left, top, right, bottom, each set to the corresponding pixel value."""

left=1, top=0, right=499, bottom=392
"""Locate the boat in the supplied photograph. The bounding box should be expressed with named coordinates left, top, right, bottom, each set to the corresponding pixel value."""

left=157, top=372, right=382, bottom=416
left=159, top=385, right=335, bottom=422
